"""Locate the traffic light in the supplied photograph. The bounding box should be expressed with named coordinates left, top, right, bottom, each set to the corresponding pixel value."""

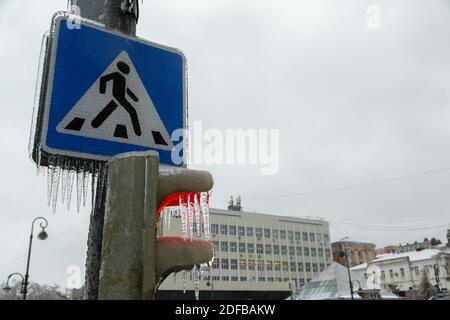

left=98, top=151, right=214, bottom=300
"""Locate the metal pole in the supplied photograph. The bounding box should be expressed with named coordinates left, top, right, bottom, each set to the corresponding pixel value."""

left=23, top=217, right=48, bottom=300
left=75, top=0, right=139, bottom=300
left=341, top=243, right=354, bottom=300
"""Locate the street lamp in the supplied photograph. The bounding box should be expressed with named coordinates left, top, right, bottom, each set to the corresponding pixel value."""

left=3, top=273, right=25, bottom=297
left=22, top=217, right=49, bottom=300
left=339, top=237, right=354, bottom=300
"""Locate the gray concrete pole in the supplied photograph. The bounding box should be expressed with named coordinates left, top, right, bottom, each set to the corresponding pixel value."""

left=73, top=0, right=139, bottom=300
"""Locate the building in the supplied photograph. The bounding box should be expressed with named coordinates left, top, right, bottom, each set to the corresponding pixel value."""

left=288, top=262, right=399, bottom=300
left=332, top=240, right=376, bottom=267
left=375, top=246, right=396, bottom=255
left=351, top=249, right=450, bottom=297
left=156, top=207, right=333, bottom=300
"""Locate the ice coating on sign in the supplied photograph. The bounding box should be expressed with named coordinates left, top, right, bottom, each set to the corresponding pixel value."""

left=43, top=156, right=107, bottom=213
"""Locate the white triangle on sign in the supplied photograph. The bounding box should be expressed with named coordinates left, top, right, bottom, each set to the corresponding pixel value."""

left=56, top=51, right=174, bottom=151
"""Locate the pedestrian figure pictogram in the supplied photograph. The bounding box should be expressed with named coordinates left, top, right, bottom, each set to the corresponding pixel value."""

left=56, top=51, right=174, bottom=151
left=91, top=61, right=142, bottom=138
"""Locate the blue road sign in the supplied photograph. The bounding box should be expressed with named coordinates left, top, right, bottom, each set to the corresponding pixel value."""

left=40, top=14, right=186, bottom=167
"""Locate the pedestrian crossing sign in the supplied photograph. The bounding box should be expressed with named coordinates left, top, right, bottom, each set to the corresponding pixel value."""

left=39, top=14, right=186, bottom=167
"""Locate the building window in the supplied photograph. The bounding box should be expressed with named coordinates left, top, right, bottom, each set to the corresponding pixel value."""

left=239, top=259, right=247, bottom=270
left=311, top=248, right=317, bottom=257
left=273, top=245, right=280, bottom=255
left=255, top=228, right=263, bottom=238
left=296, top=247, right=302, bottom=256
left=305, top=263, right=311, bottom=273
left=281, top=246, right=288, bottom=255
left=288, top=231, right=294, bottom=241
left=389, top=269, right=394, bottom=279
left=238, top=226, right=245, bottom=236
left=317, top=233, right=322, bottom=243
left=295, top=232, right=301, bottom=241
left=312, top=263, right=318, bottom=273
left=324, top=234, right=329, bottom=243
left=267, top=277, right=274, bottom=282
left=320, top=263, right=325, bottom=272
left=325, top=249, right=330, bottom=257
left=274, top=261, right=281, bottom=271
left=212, top=276, right=220, bottom=281
left=309, top=233, right=315, bottom=242
left=229, top=225, right=237, bottom=236
left=212, top=241, right=219, bottom=252
left=318, top=248, right=323, bottom=257
left=414, top=266, right=420, bottom=276
left=256, top=244, right=264, bottom=254
left=230, top=242, right=237, bottom=253
left=221, top=241, right=228, bottom=252
left=231, top=276, right=238, bottom=282
left=298, top=263, right=304, bottom=272
left=264, top=229, right=271, bottom=238
left=220, top=225, right=228, bottom=235
left=212, top=259, right=219, bottom=269
left=381, top=271, right=386, bottom=280
left=247, top=243, right=254, bottom=254
left=299, top=278, right=305, bottom=287
left=231, top=259, right=238, bottom=270
left=304, top=248, right=310, bottom=257
left=282, top=261, right=289, bottom=271
left=272, top=230, right=279, bottom=239
left=400, top=268, right=405, bottom=278
left=265, top=244, right=272, bottom=255
left=221, top=259, right=229, bottom=270
left=222, top=276, right=229, bottom=281
left=248, top=260, right=255, bottom=270
left=258, top=260, right=265, bottom=271
left=239, top=243, right=246, bottom=253
left=280, top=230, right=286, bottom=240
left=289, top=246, right=295, bottom=256
left=266, top=261, right=273, bottom=271
left=290, top=262, right=297, bottom=272
left=246, top=227, right=254, bottom=237
left=240, top=277, right=247, bottom=282
left=302, top=232, right=308, bottom=241
left=211, top=224, right=219, bottom=235
left=258, top=277, right=266, bottom=282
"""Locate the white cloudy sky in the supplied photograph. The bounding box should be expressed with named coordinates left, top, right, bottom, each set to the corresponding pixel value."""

left=0, top=0, right=450, bottom=289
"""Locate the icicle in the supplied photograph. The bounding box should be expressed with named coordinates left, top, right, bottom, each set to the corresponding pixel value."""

left=167, top=208, right=172, bottom=230
left=47, top=161, right=55, bottom=207
left=66, top=169, right=75, bottom=210
left=201, top=192, right=211, bottom=240
left=187, top=194, right=193, bottom=240
left=182, top=270, right=187, bottom=294
left=82, top=164, right=89, bottom=207
left=76, top=169, right=83, bottom=212
left=193, top=265, right=200, bottom=300
left=91, top=170, right=98, bottom=209
left=51, top=166, right=62, bottom=213
left=194, top=194, right=201, bottom=238
left=180, top=196, right=187, bottom=238
left=60, top=166, right=69, bottom=204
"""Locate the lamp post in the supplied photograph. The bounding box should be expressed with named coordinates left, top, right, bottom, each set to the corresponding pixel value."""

left=3, top=273, right=25, bottom=298
left=339, top=237, right=354, bottom=300
left=22, top=217, right=49, bottom=300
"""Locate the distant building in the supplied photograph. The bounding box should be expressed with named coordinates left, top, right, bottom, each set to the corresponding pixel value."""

left=157, top=206, right=332, bottom=300
left=395, top=240, right=434, bottom=253
left=376, top=246, right=396, bottom=255
left=351, top=249, right=450, bottom=297
left=332, top=240, right=376, bottom=267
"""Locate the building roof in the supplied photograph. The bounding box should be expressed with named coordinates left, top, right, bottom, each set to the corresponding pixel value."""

left=288, top=262, right=366, bottom=300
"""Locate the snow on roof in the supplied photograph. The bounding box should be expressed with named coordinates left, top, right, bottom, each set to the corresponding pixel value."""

left=373, top=249, right=444, bottom=263
left=351, top=263, right=367, bottom=271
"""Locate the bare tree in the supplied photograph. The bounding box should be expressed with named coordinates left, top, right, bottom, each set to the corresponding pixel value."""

left=0, top=282, right=68, bottom=300
left=418, top=271, right=436, bottom=300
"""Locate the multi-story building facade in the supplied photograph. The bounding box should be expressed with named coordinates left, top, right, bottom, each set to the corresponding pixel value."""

left=351, top=249, right=450, bottom=297
left=157, top=207, right=333, bottom=300
left=332, top=240, right=376, bottom=267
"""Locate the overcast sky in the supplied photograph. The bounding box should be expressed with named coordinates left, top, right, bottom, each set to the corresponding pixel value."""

left=0, top=0, right=450, bottom=289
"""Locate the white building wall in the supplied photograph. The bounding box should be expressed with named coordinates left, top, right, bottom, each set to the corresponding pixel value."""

left=158, top=208, right=332, bottom=293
